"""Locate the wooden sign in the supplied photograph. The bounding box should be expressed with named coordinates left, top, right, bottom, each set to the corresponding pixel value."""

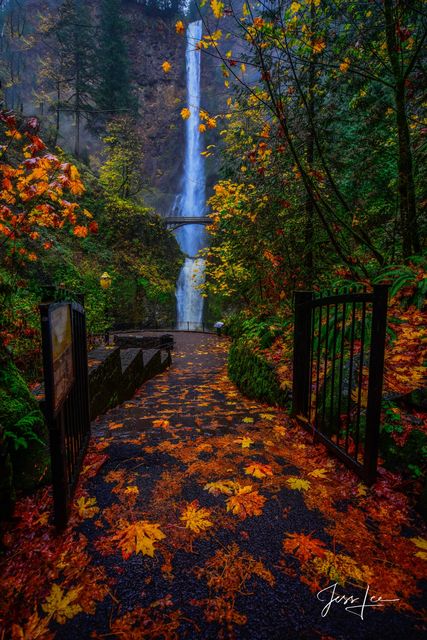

left=49, top=304, right=74, bottom=414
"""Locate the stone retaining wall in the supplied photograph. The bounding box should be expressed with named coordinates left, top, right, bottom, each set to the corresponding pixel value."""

left=88, top=345, right=171, bottom=420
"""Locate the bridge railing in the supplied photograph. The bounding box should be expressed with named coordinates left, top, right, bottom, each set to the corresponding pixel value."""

left=109, top=321, right=218, bottom=334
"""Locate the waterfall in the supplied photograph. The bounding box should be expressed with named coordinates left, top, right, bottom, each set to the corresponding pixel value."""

left=174, top=20, right=206, bottom=330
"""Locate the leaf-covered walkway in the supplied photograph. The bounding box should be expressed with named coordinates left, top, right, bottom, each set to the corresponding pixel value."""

left=1, top=333, right=426, bottom=639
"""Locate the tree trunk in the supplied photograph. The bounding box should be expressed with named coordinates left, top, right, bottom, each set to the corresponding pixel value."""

left=395, top=80, right=420, bottom=257
left=75, top=107, right=80, bottom=157
left=384, top=0, right=420, bottom=258
left=54, top=80, right=60, bottom=147
left=305, top=9, right=316, bottom=285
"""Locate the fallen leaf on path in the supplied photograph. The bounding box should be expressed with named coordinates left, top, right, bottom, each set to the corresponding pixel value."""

left=76, top=496, right=99, bottom=519
left=244, top=462, right=273, bottom=479
left=234, top=436, right=254, bottom=449
left=180, top=501, right=213, bottom=533
left=309, top=468, right=328, bottom=479
left=226, top=486, right=266, bottom=519
left=283, top=532, right=327, bottom=563
left=204, top=480, right=240, bottom=496
left=112, top=520, right=166, bottom=558
left=42, top=584, right=82, bottom=624
left=287, top=477, right=311, bottom=491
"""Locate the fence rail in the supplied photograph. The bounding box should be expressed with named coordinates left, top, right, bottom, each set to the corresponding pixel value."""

left=40, top=299, right=90, bottom=528
left=292, top=285, right=388, bottom=485
left=110, top=321, right=218, bottom=334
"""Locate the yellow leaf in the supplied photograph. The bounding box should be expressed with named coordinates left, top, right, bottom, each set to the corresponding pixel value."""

left=245, top=462, right=273, bottom=478
left=124, top=485, right=139, bottom=495
left=287, top=477, right=311, bottom=491
left=199, top=123, right=207, bottom=133
left=273, top=425, right=286, bottom=437
left=152, top=419, right=170, bottom=429
left=204, top=480, right=240, bottom=495
left=42, top=584, right=82, bottom=624
left=411, top=537, right=427, bottom=552
left=181, top=107, right=191, bottom=120
left=210, top=0, right=224, bottom=19
left=357, top=484, right=368, bottom=497
left=76, top=496, right=99, bottom=519
left=242, top=417, right=254, bottom=423
left=312, top=38, right=326, bottom=54
left=290, top=1, right=301, bottom=13
left=308, top=468, right=328, bottom=479
left=112, top=520, right=166, bottom=558
left=339, top=57, right=350, bottom=72
left=108, top=421, right=124, bottom=430
left=234, top=436, right=254, bottom=448
left=162, top=61, right=171, bottom=73
left=175, top=20, right=185, bottom=34
left=180, top=501, right=213, bottom=533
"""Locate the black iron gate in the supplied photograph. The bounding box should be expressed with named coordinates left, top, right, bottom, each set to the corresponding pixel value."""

left=292, top=285, right=388, bottom=484
left=40, top=296, right=90, bottom=528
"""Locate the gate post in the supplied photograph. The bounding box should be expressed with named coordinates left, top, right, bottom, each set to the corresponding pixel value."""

left=39, top=303, right=69, bottom=528
left=364, top=284, right=388, bottom=484
left=292, top=291, right=313, bottom=418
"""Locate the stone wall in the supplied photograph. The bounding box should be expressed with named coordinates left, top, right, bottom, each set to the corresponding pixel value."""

left=88, top=345, right=171, bottom=420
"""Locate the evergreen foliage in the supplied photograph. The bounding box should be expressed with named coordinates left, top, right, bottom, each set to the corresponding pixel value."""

left=93, top=0, right=136, bottom=122
left=53, top=0, right=96, bottom=156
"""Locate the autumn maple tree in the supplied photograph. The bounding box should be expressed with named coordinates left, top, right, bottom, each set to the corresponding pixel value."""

left=0, top=111, right=97, bottom=265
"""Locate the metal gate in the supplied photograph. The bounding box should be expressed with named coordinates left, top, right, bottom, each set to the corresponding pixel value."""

left=292, top=285, right=388, bottom=484
left=40, top=296, right=90, bottom=528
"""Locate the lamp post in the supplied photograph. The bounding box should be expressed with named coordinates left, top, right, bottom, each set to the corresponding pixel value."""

left=100, top=272, right=112, bottom=290
left=100, top=272, right=112, bottom=343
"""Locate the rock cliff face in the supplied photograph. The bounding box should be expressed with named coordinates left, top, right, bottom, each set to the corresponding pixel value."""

left=126, top=10, right=187, bottom=213
left=125, top=8, right=222, bottom=214
left=1, top=0, right=223, bottom=214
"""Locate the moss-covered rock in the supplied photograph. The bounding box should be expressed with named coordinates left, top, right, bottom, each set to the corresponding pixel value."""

left=0, top=352, right=49, bottom=512
left=228, top=339, right=289, bottom=407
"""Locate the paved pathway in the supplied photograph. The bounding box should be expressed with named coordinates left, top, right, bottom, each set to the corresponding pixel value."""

left=1, top=333, right=426, bottom=639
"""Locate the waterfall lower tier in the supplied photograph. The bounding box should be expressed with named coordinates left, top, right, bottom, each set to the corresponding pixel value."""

left=176, top=257, right=205, bottom=330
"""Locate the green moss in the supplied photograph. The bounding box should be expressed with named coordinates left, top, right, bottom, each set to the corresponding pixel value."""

left=0, top=353, right=49, bottom=504
left=228, top=339, right=289, bottom=407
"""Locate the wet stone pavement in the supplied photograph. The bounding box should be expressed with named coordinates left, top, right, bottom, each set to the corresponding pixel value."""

left=1, top=332, right=426, bottom=640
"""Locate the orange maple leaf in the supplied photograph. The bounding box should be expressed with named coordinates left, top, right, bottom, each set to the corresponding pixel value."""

left=73, top=225, right=88, bottom=238
left=244, top=462, right=274, bottom=478
left=283, top=532, right=327, bottom=563
left=175, top=20, right=185, bottom=34
left=112, top=520, right=166, bottom=558
left=226, top=485, right=266, bottom=519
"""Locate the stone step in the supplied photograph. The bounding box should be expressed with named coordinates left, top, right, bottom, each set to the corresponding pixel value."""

left=120, top=348, right=142, bottom=374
